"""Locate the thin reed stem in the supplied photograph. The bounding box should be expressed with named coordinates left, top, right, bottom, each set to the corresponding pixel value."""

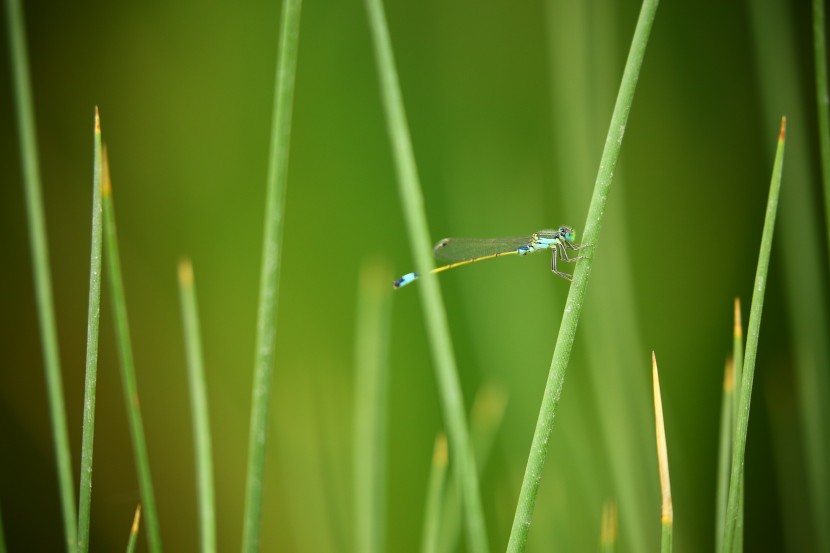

left=102, top=148, right=162, bottom=553
left=178, top=260, right=216, bottom=553
left=125, top=506, right=141, bottom=553
left=813, top=0, right=830, bottom=268
left=599, top=500, right=618, bottom=553
left=4, top=1, right=77, bottom=549
left=240, top=0, right=303, bottom=550
left=353, top=262, right=392, bottom=553
left=506, top=0, right=659, bottom=550
left=715, top=357, right=734, bottom=553
left=722, top=117, right=787, bottom=552
left=362, top=1, right=489, bottom=551
left=77, top=107, right=104, bottom=553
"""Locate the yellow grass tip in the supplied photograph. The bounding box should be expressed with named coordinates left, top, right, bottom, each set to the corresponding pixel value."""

left=724, top=357, right=734, bottom=393
left=131, top=504, right=142, bottom=534
left=471, top=382, right=508, bottom=429
left=178, top=258, right=194, bottom=286
left=652, top=352, right=673, bottom=524
left=433, top=433, right=448, bottom=467
left=94, top=106, right=101, bottom=133
left=779, top=115, right=787, bottom=141
left=102, top=144, right=112, bottom=197
left=600, top=499, right=618, bottom=545
left=733, top=297, right=742, bottom=338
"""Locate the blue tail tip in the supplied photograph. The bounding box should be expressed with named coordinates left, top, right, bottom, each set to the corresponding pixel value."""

left=393, top=272, right=418, bottom=289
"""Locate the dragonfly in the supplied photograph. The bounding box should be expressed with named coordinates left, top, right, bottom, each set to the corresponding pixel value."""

left=393, top=225, right=587, bottom=289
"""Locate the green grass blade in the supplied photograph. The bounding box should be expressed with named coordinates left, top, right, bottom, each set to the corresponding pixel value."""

left=353, top=261, right=392, bottom=553
left=421, top=434, right=448, bottom=553
left=814, top=0, right=830, bottom=267
left=506, top=1, right=659, bottom=550
left=652, top=353, right=673, bottom=553
left=362, top=1, right=489, bottom=552
left=101, top=149, right=163, bottom=553
left=599, top=500, right=617, bottom=553
left=177, top=260, right=216, bottom=553
left=722, top=117, right=787, bottom=552
left=438, top=383, right=507, bottom=553
left=240, top=0, right=303, bottom=550
left=125, top=505, right=141, bottom=553
left=730, top=300, right=744, bottom=553
left=4, top=1, right=78, bottom=549
left=77, top=108, right=105, bottom=553
left=714, top=357, right=734, bottom=553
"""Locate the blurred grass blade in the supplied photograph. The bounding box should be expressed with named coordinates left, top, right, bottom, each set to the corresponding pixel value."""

left=749, top=1, right=830, bottom=549
left=651, top=353, right=673, bottom=553
left=240, top=0, right=303, bottom=549
left=77, top=107, right=105, bottom=553
left=421, top=434, right=448, bottom=553
left=102, top=148, right=163, bottom=553
left=714, top=357, right=734, bottom=553
left=362, top=1, right=489, bottom=552
left=722, top=117, right=787, bottom=552
left=600, top=499, right=617, bottom=553
left=506, top=0, right=659, bottom=550
left=177, top=260, right=216, bottom=553
left=125, top=505, right=141, bottom=553
left=353, top=261, right=392, bottom=553
left=439, top=383, right=507, bottom=553
left=4, top=1, right=78, bottom=549
left=813, top=0, right=830, bottom=265
left=730, top=300, right=744, bottom=553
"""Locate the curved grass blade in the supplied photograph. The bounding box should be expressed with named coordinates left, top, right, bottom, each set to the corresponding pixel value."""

left=77, top=107, right=104, bottom=553
left=240, top=0, right=303, bottom=550
left=506, top=0, right=659, bottom=550
left=722, top=117, right=787, bottom=552
left=177, top=260, right=216, bottom=553
left=362, top=1, right=489, bottom=551
left=353, top=261, right=392, bottom=553
left=715, top=357, right=734, bottom=553
left=4, top=1, right=77, bottom=549
left=102, top=148, right=162, bottom=553
left=125, top=505, right=141, bottom=553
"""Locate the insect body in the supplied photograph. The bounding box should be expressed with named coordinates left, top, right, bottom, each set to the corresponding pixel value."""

left=393, top=225, right=586, bottom=289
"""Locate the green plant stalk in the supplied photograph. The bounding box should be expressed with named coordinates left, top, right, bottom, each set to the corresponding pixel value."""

left=439, top=384, right=507, bottom=553
left=178, top=260, right=216, bottom=553
left=240, top=0, right=303, bottom=550
left=814, top=0, right=830, bottom=267
left=125, top=506, right=141, bottom=553
left=4, top=1, right=78, bottom=549
left=722, top=118, right=786, bottom=552
left=353, top=262, right=392, bottom=553
left=77, top=108, right=104, bottom=553
left=506, top=0, right=659, bottom=550
left=545, top=3, right=654, bottom=546
left=362, top=1, right=489, bottom=552
left=731, top=300, right=744, bottom=553
left=748, top=1, right=830, bottom=549
left=421, top=434, right=448, bottom=553
left=102, top=151, right=162, bottom=553
left=714, top=358, right=734, bottom=553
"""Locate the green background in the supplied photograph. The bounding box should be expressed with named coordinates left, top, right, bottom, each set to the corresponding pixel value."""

left=1, top=0, right=827, bottom=551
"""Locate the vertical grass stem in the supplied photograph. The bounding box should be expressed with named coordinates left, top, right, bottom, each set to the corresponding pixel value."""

left=4, top=1, right=77, bottom=549
left=506, top=1, right=659, bottom=550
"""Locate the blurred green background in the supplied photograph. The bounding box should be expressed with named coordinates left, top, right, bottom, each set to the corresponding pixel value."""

left=2, top=0, right=828, bottom=551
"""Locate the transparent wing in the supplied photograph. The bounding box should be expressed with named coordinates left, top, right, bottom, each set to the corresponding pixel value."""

left=432, top=236, right=533, bottom=263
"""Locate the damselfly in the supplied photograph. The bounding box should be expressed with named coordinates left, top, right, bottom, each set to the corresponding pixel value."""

left=393, top=225, right=586, bottom=289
